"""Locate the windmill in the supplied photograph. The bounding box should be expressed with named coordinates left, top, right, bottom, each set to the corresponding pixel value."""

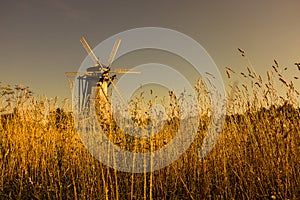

left=66, top=36, right=139, bottom=116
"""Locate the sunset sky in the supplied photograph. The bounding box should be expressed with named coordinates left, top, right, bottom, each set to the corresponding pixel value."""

left=1, top=0, right=299, bottom=101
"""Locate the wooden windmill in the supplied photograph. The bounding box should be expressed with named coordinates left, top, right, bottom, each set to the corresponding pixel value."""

left=66, top=36, right=139, bottom=115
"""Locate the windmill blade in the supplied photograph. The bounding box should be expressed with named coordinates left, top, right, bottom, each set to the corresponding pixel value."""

left=110, top=68, right=141, bottom=74
left=65, top=72, right=78, bottom=76
left=65, top=71, right=102, bottom=76
left=80, top=36, right=104, bottom=69
left=108, top=39, right=121, bottom=67
left=109, top=76, right=127, bottom=106
left=80, top=37, right=98, bottom=63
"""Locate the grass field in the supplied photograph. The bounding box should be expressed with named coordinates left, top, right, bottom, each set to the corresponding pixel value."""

left=0, top=61, right=299, bottom=199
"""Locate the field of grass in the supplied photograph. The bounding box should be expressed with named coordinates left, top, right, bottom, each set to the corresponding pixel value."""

left=0, top=61, right=299, bottom=199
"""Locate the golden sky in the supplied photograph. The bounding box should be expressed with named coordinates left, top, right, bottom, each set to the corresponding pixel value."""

left=0, top=0, right=299, bottom=100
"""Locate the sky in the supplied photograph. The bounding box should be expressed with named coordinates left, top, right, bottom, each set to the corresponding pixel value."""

left=0, top=0, right=299, bottom=103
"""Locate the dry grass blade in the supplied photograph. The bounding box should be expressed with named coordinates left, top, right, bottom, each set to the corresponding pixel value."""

left=254, top=82, right=261, bottom=87
left=272, top=65, right=278, bottom=73
left=294, top=62, right=300, bottom=70
left=225, top=67, right=235, bottom=73
left=274, top=59, right=279, bottom=67
left=226, top=70, right=231, bottom=79
left=247, top=67, right=252, bottom=74
left=238, top=48, right=245, bottom=57
left=279, top=77, right=288, bottom=87
left=241, top=72, right=247, bottom=78
left=258, top=75, right=263, bottom=85
left=267, top=71, right=271, bottom=82
left=205, top=72, right=215, bottom=79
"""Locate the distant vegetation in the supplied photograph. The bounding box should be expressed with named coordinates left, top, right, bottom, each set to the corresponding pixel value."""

left=0, top=58, right=299, bottom=199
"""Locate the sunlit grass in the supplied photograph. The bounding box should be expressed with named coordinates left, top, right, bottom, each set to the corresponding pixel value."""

left=0, top=58, right=299, bottom=199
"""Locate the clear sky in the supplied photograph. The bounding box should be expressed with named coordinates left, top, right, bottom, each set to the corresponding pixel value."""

left=0, top=0, right=299, bottom=101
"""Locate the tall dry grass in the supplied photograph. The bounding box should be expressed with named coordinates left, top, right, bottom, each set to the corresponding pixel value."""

left=0, top=58, right=299, bottom=199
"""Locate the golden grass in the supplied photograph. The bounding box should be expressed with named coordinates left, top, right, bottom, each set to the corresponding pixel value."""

left=0, top=60, right=299, bottom=199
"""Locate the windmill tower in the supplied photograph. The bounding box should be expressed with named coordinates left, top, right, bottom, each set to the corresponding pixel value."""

left=66, top=36, right=139, bottom=118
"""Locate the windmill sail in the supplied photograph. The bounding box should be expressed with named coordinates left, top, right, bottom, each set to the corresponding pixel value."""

left=80, top=36, right=104, bottom=69
left=108, top=39, right=122, bottom=67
